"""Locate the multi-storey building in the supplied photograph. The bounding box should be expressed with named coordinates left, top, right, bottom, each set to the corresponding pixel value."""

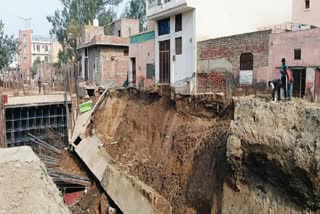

left=31, top=35, right=51, bottom=63
left=146, top=0, right=292, bottom=91
left=292, top=0, right=320, bottom=26
left=18, top=29, right=33, bottom=81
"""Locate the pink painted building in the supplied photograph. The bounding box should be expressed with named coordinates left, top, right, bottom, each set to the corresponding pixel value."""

left=292, top=0, right=320, bottom=26
left=18, top=29, right=33, bottom=81
left=268, top=28, right=320, bottom=101
left=129, top=31, right=155, bottom=89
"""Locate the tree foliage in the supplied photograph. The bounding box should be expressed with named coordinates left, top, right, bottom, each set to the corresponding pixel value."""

left=47, top=0, right=121, bottom=64
left=0, top=20, right=18, bottom=71
left=122, top=0, right=146, bottom=31
left=31, top=57, right=41, bottom=78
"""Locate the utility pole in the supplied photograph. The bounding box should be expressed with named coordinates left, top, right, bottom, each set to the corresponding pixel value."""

left=17, top=17, right=32, bottom=29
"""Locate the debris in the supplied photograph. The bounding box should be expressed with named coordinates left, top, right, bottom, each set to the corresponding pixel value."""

left=80, top=100, right=93, bottom=113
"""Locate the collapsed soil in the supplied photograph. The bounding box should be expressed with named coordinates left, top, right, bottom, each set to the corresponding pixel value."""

left=92, top=91, right=230, bottom=213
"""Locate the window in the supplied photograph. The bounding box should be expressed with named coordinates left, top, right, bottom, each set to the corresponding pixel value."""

left=124, top=48, right=129, bottom=56
left=23, top=45, right=27, bottom=53
left=175, top=37, right=182, bottom=55
left=23, top=57, right=28, bottom=63
left=175, top=14, right=182, bottom=32
left=45, top=45, right=48, bottom=52
left=33, top=45, right=35, bottom=51
left=294, top=49, right=301, bottom=60
left=158, top=18, right=170, bottom=36
left=240, top=53, right=253, bottom=70
left=118, top=30, right=121, bottom=37
left=23, top=34, right=27, bottom=42
left=37, top=45, right=40, bottom=52
left=45, top=56, right=49, bottom=63
left=305, top=0, right=310, bottom=9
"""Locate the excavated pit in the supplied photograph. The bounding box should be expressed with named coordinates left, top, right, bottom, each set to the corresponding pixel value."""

left=88, top=90, right=320, bottom=214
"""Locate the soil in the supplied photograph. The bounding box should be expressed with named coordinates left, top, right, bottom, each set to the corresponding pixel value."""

left=70, top=185, right=110, bottom=214
left=93, top=91, right=230, bottom=213
left=58, top=150, right=87, bottom=177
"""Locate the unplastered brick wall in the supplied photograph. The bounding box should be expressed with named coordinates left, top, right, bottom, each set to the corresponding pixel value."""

left=100, top=47, right=129, bottom=86
left=197, top=30, right=271, bottom=93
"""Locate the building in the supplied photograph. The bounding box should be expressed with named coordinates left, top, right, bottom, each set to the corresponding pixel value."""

left=197, top=30, right=271, bottom=98
left=32, top=35, right=51, bottom=63
left=129, top=22, right=155, bottom=89
left=268, top=28, right=320, bottom=102
left=292, top=0, right=320, bottom=26
left=77, top=19, right=139, bottom=86
left=18, top=29, right=33, bottom=81
left=112, top=18, right=140, bottom=37
left=146, top=0, right=292, bottom=90
left=18, top=30, right=62, bottom=82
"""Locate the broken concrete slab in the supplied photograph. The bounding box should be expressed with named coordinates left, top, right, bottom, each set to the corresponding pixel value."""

left=0, top=146, right=70, bottom=214
left=75, top=136, right=171, bottom=214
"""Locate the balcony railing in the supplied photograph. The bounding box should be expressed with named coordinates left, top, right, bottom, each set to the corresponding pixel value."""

left=148, top=0, right=173, bottom=9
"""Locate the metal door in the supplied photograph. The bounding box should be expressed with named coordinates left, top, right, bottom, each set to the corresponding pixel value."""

left=159, top=40, right=170, bottom=84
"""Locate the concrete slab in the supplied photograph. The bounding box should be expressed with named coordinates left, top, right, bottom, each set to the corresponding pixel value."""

left=75, top=136, right=111, bottom=181
left=5, top=94, right=71, bottom=108
left=75, top=137, right=172, bottom=214
left=0, top=146, right=70, bottom=214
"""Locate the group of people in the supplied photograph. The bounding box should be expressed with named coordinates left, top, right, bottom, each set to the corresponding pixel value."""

left=268, top=58, right=294, bottom=102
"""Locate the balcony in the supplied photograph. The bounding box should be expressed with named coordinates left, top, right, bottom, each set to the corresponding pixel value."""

left=147, top=0, right=189, bottom=20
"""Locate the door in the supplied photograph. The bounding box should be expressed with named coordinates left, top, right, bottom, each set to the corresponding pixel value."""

left=131, top=58, right=136, bottom=85
left=292, top=68, right=306, bottom=98
left=159, top=40, right=170, bottom=84
left=315, top=69, right=320, bottom=103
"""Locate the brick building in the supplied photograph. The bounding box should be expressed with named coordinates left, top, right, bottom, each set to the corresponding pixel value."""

left=77, top=19, right=139, bottom=86
left=197, top=30, right=271, bottom=95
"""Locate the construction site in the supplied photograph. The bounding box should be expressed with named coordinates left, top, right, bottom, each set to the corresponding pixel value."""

left=1, top=0, right=320, bottom=213
left=1, top=74, right=320, bottom=214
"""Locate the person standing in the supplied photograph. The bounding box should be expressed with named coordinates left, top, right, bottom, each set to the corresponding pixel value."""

left=268, top=79, right=283, bottom=102
left=286, top=69, right=294, bottom=101
left=280, top=58, right=288, bottom=100
left=38, top=77, right=42, bottom=94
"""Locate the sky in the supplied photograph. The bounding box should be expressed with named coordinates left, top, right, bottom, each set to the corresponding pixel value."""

left=0, top=0, right=127, bottom=38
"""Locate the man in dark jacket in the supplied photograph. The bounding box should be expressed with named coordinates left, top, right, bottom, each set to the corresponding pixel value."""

left=280, top=58, right=288, bottom=99
left=268, top=79, right=283, bottom=102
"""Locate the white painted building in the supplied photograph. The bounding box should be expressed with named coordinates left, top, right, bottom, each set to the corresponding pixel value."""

left=31, top=35, right=51, bottom=63
left=147, top=0, right=292, bottom=89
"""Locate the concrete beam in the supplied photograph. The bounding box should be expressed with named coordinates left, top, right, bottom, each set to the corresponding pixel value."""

left=75, top=136, right=172, bottom=214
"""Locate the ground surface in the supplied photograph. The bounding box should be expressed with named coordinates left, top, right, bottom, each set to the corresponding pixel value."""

left=0, top=146, right=70, bottom=214
left=90, top=90, right=320, bottom=214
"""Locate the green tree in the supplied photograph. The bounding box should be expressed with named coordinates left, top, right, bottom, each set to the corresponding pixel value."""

left=47, top=0, right=122, bottom=64
left=0, top=20, right=18, bottom=70
left=31, top=57, right=41, bottom=79
left=122, top=0, right=146, bottom=32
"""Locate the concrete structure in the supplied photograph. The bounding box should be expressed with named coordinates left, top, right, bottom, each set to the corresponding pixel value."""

left=4, top=94, right=71, bottom=147
left=75, top=136, right=171, bottom=214
left=292, top=0, right=320, bottom=26
left=269, top=28, right=320, bottom=101
left=146, top=0, right=292, bottom=89
left=129, top=31, right=155, bottom=88
left=0, top=146, right=70, bottom=214
left=78, top=19, right=140, bottom=86
left=18, top=29, right=33, bottom=81
left=197, top=31, right=271, bottom=96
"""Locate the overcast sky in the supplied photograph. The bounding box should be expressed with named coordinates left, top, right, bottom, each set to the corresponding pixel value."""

left=0, top=0, right=127, bottom=38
